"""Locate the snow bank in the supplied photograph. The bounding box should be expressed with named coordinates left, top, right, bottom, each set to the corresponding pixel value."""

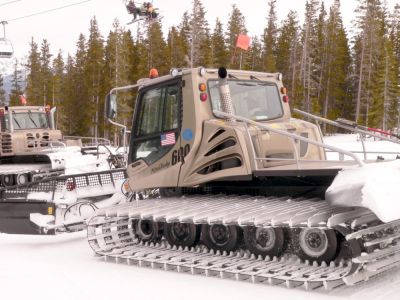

left=326, top=160, right=400, bottom=223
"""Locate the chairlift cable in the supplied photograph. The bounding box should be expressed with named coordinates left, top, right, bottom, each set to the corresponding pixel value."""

left=4, top=0, right=93, bottom=23
left=0, top=0, right=22, bottom=8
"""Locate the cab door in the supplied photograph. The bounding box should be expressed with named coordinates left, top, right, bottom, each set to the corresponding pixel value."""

left=128, top=79, right=182, bottom=190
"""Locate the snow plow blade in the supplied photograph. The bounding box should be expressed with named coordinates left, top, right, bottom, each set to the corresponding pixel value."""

left=0, top=201, right=56, bottom=234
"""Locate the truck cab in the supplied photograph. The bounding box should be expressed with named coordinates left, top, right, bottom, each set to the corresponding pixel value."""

left=107, top=67, right=327, bottom=195
left=0, top=105, right=62, bottom=157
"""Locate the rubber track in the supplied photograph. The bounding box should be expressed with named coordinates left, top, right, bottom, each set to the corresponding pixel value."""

left=87, top=195, right=400, bottom=290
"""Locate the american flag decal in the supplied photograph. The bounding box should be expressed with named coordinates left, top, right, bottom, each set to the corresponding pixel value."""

left=161, top=132, right=176, bottom=146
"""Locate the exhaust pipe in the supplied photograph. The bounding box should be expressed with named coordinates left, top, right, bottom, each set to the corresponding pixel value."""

left=218, top=67, right=235, bottom=122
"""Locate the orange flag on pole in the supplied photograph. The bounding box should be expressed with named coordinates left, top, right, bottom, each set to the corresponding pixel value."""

left=19, top=95, right=27, bottom=105
left=236, top=34, right=251, bottom=51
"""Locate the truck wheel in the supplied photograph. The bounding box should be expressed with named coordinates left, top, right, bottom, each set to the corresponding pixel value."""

left=164, top=222, right=200, bottom=247
left=295, top=228, right=337, bottom=264
left=201, top=224, right=241, bottom=252
left=243, top=226, right=284, bottom=257
left=133, top=219, right=162, bottom=242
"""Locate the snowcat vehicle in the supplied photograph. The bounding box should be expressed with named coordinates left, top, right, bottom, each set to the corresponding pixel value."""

left=0, top=104, right=128, bottom=235
left=87, top=67, right=400, bottom=289
left=0, top=105, right=112, bottom=186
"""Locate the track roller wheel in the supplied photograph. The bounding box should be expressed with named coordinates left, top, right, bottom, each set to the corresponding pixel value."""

left=132, top=219, right=162, bottom=242
left=164, top=222, right=200, bottom=247
left=295, top=228, right=337, bottom=263
left=243, top=226, right=284, bottom=257
left=2, top=174, right=14, bottom=186
left=201, top=224, right=241, bottom=252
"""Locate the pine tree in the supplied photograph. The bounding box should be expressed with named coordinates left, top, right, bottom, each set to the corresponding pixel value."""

left=321, top=0, right=353, bottom=129
left=130, top=26, right=148, bottom=80
left=25, top=38, right=41, bottom=105
left=276, top=10, right=301, bottom=103
left=9, top=59, right=23, bottom=106
left=167, top=26, right=187, bottom=68
left=369, top=32, right=399, bottom=129
left=244, top=36, right=263, bottom=71
left=226, top=4, right=247, bottom=69
left=211, top=18, right=229, bottom=68
left=264, top=0, right=278, bottom=72
left=299, top=0, right=320, bottom=113
left=353, top=0, right=385, bottom=125
left=52, top=50, right=64, bottom=129
left=387, top=4, right=400, bottom=130
left=0, top=73, right=6, bottom=105
left=146, top=22, right=169, bottom=73
left=39, top=39, right=53, bottom=106
left=314, top=2, right=327, bottom=114
left=189, top=0, right=212, bottom=67
left=62, top=55, right=76, bottom=134
left=102, top=21, right=136, bottom=141
left=178, top=11, right=192, bottom=66
left=85, top=17, right=104, bottom=138
left=72, top=33, right=90, bottom=136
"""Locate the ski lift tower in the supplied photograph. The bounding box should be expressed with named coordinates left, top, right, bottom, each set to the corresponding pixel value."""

left=0, top=21, right=14, bottom=59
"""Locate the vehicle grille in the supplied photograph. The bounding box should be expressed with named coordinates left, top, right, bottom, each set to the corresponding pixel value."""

left=1, top=134, right=12, bottom=154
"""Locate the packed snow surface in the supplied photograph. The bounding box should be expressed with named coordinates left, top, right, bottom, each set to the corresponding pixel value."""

left=2, top=134, right=400, bottom=299
left=2, top=232, right=400, bottom=300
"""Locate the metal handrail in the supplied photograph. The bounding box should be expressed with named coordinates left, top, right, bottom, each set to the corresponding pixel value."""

left=214, top=110, right=365, bottom=169
left=48, top=141, right=67, bottom=149
left=63, top=136, right=112, bottom=146
left=294, top=109, right=400, bottom=161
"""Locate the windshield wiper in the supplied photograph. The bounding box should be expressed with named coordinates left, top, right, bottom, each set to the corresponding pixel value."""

left=11, top=111, right=21, bottom=129
left=28, top=110, right=38, bottom=128
left=250, top=75, right=261, bottom=81
left=237, top=82, right=257, bottom=86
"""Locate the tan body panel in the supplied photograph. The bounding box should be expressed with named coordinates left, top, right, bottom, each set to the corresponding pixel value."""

left=125, top=68, right=325, bottom=191
left=0, top=106, right=62, bottom=157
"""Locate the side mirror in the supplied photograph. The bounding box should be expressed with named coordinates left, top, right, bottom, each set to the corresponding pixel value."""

left=105, top=93, right=117, bottom=119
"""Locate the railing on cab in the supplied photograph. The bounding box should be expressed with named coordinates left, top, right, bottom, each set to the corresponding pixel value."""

left=214, top=110, right=400, bottom=171
left=63, top=136, right=112, bottom=148
left=294, top=109, right=400, bottom=161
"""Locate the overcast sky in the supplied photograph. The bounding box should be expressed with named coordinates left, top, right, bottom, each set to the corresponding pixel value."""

left=0, top=0, right=398, bottom=63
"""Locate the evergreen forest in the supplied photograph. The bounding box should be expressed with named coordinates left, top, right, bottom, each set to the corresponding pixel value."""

left=0, top=0, right=399, bottom=139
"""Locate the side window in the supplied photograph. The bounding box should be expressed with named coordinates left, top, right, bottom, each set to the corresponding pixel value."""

left=132, top=81, right=180, bottom=165
left=163, top=85, right=179, bottom=131
left=136, top=87, right=164, bottom=136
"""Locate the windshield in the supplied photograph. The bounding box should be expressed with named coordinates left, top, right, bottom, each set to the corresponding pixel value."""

left=208, top=80, right=284, bottom=121
left=4, top=112, right=49, bottom=130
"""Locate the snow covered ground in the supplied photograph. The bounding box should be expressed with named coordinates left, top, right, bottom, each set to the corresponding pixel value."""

left=323, top=134, right=400, bottom=160
left=2, top=232, right=400, bottom=300
left=2, top=134, right=400, bottom=300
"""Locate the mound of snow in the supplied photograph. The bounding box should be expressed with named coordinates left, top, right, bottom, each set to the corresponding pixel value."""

left=326, top=160, right=400, bottom=222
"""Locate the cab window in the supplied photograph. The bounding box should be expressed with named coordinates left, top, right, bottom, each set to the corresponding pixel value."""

left=131, top=81, right=181, bottom=165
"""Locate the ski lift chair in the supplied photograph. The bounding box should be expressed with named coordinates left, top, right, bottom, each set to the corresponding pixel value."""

left=0, top=21, right=13, bottom=59
left=0, top=38, right=13, bottom=58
